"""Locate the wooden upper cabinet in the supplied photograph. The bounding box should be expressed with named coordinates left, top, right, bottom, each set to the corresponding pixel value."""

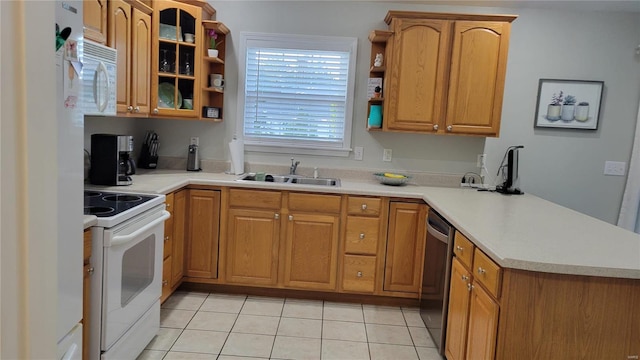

left=108, top=0, right=152, bottom=116
left=84, top=0, right=108, bottom=44
left=385, top=18, right=450, bottom=133
left=446, top=21, right=511, bottom=136
left=381, top=11, right=516, bottom=136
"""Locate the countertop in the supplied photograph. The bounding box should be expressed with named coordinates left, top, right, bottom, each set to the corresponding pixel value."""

left=84, top=215, right=97, bottom=229
left=88, top=170, right=640, bottom=279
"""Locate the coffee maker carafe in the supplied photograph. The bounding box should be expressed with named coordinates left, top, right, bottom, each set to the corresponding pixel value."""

left=90, top=134, right=136, bottom=186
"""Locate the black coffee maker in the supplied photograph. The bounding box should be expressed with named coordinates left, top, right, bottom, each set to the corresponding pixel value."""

left=90, top=134, right=136, bottom=186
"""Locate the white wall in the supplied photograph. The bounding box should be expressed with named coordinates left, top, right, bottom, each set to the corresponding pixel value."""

left=85, top=1, right=640, bottom=224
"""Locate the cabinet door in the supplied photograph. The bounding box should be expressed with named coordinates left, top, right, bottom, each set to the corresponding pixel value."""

left=385, top=18, right=450, bottom=132
left=384, top=202, right=426, bottom=293
left=226, top=208, right=280, bottom=285
left=466, top=282, right=499, bottom=360
left=161, top=256, right=172, bottom=303
left=108, top=0, right=132, bottom=114
left=171, top=189, right=187, bottom=286
left=186, top=189, right=220, bottom=279
left=446, top=21, right=510, bottom=136
left=151, top=1, right=201, bottom=117
left=445, top=258, right=471, bottom=360
left=131, top=8, right=151, bottom=115
left=283, top=213, right=340, bottom=290
left=84, top=0, right=108, bottom=44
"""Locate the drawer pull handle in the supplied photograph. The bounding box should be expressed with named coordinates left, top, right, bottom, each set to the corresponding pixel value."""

left=361, top=204, right=367, bottom=210
left=477, top=267, right=486, bottom=274
left=87, top=267, right=94, bottom=275
left=456, top=246, right=463, bottom=252
left=357, top=271, right=363, bottom=278
left=274, top=213, right=280, bottom=220
left=359, top=233, right=365, bottom=239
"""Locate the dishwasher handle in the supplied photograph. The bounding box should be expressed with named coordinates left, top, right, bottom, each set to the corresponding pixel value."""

left=427, top=221, right=450, bottom=244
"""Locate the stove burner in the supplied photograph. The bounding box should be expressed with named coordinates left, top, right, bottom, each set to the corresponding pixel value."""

left=85, top=206, right=115, bottom=215
left=102, top=194, right=143, bottom=202
left=85, top=191, right=102, bottom=197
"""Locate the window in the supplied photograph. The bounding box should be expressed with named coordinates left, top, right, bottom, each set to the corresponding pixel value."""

left=238, top=32, right=358, bottom=156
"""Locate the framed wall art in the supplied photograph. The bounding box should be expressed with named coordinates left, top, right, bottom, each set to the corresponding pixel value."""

left=534, top=79, right=604, bottom=130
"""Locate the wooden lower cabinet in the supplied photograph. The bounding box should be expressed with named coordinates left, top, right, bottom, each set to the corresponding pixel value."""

left=445, top=258, right=471, bottom=360
left=342, top=255, right=376, bottom=293
left=226, top=208, right=280, bottom=285
left=466, top=282, right=499, bottom=359
left=171, top=189, right=187, bottom=287
left=383, top=202, right=427, bottom=293
left=185, top=189, right=220, bottom=279
left=161, top=256, right=172, bottom=302
left=283, top=212, right=340, bottom=290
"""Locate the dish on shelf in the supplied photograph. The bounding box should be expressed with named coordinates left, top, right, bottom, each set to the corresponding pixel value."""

left=159, top=24, right=182, bottom=41
left=158, top=82, right=182, bottom=109
left=373, top=172, right=411, bottom=186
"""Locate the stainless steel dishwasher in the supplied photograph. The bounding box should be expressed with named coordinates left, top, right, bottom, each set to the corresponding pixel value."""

left=420, top=208, right=454, bottom=356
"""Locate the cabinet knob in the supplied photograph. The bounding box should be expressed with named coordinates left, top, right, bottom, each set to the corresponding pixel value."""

left=455, top=245, right=464, bottom=252
left=467, top=283, right=473, bottom=292
left=447, top=125, right=453, bottom=132
left=153, top=108, right=159, bottom=114
left=134, top=106, right=140, bottom=113
left=477, top=267, right=486, bottom=275
left=361, top=204, right=367, bottom=210
left=462, top=275, right=469, bottom=281
left=162, top=280, right=168, bottom=286
left=433, top=124, right=439, bottom=131
left=289, top=215, right=294, bottom=221
left=356, top=271, right=363, bottom=278
left=127, top=105, right=133, bottom=112
left=359, top=233, right=365, bottom=239
left=274, top=213, right=280, bottom=220
left=87, top=267, right=94, bottom=275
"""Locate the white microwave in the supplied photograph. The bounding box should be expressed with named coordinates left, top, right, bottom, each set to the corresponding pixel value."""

left=83, top=39, right=117, bottom=116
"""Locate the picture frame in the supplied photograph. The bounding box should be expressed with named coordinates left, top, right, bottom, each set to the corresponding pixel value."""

left=534, top=79, right=604, bottom=130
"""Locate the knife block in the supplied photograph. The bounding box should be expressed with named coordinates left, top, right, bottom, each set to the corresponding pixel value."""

left=138, top=143, right=158, bottom=169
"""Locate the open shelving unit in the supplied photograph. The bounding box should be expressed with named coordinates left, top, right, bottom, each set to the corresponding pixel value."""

left=367, top=30, right=393, bottom=131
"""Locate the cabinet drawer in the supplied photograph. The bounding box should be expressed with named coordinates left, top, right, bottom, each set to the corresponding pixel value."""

left=229, top=189, right=281, bottom=209
left=453, top=231, right=474, bottom=269
left=347, top=196, right=382, bottom=216
left=473, top=248, right=502, bottom=298
left=288, top=192, right=341, bottom=213
left=342, top=255, right=376, bottom=293
left=83, top=229, right=92, bottom=264
left=344, top=216, right=379, bottom=255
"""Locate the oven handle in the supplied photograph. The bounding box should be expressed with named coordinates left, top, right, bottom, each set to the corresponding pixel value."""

left=110, top=210, right=170, bottom=247
left=427, top=221, right=449, bottom=244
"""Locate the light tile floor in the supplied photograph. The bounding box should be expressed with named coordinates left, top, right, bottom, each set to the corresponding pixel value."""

left=137, top=291, right=442, bottom=360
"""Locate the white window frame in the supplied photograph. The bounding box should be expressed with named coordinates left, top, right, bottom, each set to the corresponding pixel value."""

left=237, top=32, right=358, bottom=157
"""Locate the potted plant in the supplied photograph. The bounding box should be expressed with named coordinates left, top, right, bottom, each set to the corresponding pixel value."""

left=561, top=95, right=576, bottom=121
left=575, top=101, right=589, bottom=122
left=374, top=85, right=382, bottom=98
left=207, top=29, right=222, bottom=58
left=546, top=91, right=563, bottom=121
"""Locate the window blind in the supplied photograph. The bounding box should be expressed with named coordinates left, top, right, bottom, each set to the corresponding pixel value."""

left=243, top=47, right=351, bottom=148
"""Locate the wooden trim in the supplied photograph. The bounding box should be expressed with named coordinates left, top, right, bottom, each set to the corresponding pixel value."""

left=384, top=11, right=518, bottom=25
left=127, top=0, right=152, bottom=14
left=202, top=20, right=230, bottom=34
left=368, top=30, right=393, bottom=43
left=179, top=282, right=420, bottom=307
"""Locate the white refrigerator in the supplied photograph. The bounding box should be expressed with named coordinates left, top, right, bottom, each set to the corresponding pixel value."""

left=55, top=1, right=84, bottom=359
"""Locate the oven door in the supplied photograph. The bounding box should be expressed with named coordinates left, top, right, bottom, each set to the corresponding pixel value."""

left=101, top=205, right=169, bottom=351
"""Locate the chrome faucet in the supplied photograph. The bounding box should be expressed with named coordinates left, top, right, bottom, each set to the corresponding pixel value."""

left=290, top=158, right=300, bottom=175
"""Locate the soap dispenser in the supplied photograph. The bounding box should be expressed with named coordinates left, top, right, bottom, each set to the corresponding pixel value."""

left=187, top=144, right=201, bottom=171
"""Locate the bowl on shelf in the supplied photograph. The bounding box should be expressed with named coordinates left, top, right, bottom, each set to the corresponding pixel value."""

left=373, top=172, right=411, bottom=186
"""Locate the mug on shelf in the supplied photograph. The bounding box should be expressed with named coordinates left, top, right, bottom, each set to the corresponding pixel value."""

left=210, top=74, right=224, bottom=89
left=184, top=33, right=194, bottom=43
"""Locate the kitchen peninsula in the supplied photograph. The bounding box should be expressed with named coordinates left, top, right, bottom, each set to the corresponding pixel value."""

left=88, top=170, right=640, bottom=360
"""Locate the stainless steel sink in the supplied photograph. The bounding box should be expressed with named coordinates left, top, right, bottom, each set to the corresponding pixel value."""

left=236, top=173, right=340, bottom=187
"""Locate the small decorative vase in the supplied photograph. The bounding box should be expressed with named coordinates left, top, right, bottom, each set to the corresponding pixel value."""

left=207, top=49, right=219, bottom=58
left=575, top=104, right=589, bottom=122
left=561, top=105, right=575, bottom=121
left=546, top=104, right=561, bottom=121
left=368, top=105, right=382, bottom=128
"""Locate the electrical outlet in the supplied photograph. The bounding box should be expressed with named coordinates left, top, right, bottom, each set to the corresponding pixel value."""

left=604, top=161, right=626, bottom=176
left=477, top=154, right=486, bottom=168
left=190, top=136, right=199, bottom=146
left=383, top=149, right=392, bottom=162
left=354, top=146, right=364, bottom=161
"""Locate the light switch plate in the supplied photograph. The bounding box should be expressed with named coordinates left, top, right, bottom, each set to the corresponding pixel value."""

left=604, top=161, right=626, bottom=176
left=190, top=137, right=199, bottom=146
left=383, top=149, right=392, bottom=162
left=354, top=146, right=364, bottom=161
